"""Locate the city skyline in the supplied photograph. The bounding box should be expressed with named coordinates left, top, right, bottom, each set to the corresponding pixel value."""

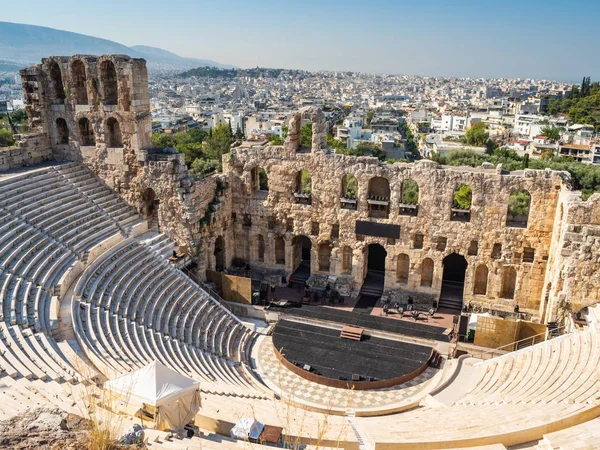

left=1, top=0, right=599, bottom=81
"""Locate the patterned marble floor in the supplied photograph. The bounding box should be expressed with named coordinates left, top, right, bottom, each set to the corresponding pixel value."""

left=255, top=335, right=444, bottom=412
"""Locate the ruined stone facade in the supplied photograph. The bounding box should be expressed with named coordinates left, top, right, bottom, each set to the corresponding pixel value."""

left=3, top=57, right=599, bottom=322
left=16, top=55, right=213, bottom=252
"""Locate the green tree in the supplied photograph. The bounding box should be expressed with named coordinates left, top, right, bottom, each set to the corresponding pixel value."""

left=366, top=111, right=375, bottom=127
left=540, top=126, right=561, bottom=141
left=259, top=168, right=269, bottom=190
left=268, top=134, right=284, bottom=145
left=234, top=126, right=244, bottom=141
left=522, top=153, right=530, bottom=169
left=300, top=122, right=312, bottom=147
left=485, top=139, right=498, bottom=155
left=0, top=129, right=15, bottom=147
left=401, top=179, right=419, bottom=204
left=300, top=170, right=312, bottom=194
left=453, top=184, right=472, bottom=209
left=204, top=123, right=233, bottom=161
left=464, top=122, right=489, bottom=146
left=190, top=158, right=221, bottom=176
left=507, top=189, right=531, bottom=217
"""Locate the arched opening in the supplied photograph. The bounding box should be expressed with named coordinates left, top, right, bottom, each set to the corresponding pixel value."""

left=506, top=189, right=531, bottom=228
left=440, top=253, right=468, bottom=311
left=290, top=235, right=311, bottom=286
left=100, top=60, right=119, bottom=105
left=420, top=258, right=434, bottom=287
left=451, top=184, right=472, bottom=222
left=214, top=236, right=225, bottom=272
left=257, top=235, right=265, bottom=262
left=318, top=243, right=332, bottom=272
left=141, top=188, right=158, bottom=230
left=48, top=61, right=65, bottom=102
left=259, top=168, right=268, bottom=191
left=396, top=254, right=409, bottom=284
left=501, top=266, right=517, bottom=299
left=275, top=236, right=285, bottom=265
left=55, top=118, right=69, bottom=145
left=400, top=179, right=419, bottom=216
left=105, top=117, right=123, bottom=147
left=473, top=264, right=489, bottom=295
left=360, top=243, right=386, bottom=297
left=341, top=246, right=353, bottom=274
left=71, top=60, right=88, bottom=104
left=293, top=170, right=312, bottom=204
left=78, top=118, right=95, bottom=146
left=367, top=177, right=390, bottom=218
left=340, top=174, right=358, bottom=210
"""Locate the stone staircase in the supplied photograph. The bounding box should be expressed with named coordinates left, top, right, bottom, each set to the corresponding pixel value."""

left=346, top=408, right=374, bottom=450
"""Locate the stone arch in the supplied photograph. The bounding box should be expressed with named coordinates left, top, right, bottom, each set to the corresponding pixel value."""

left=70, top=59, right=88, bottom=104
left=420, top=258, right=434, bottom=287
left=318, top=242, right=332, bottom=272
left=100, top=59, right=119, bottom=105
left=294, top=170, right=312, bottom=205
left=292, top=235, right=312, bottom=275
left=105, top=117, right=123, bottom=147
left=341, top=173, right=358, bottom=198
left=451, top=184, right=472, bottom=221
left=341, top=246, right=353, bottom=273
left=275, top=236, right=285, bottom=265
left=506, top=189, right=532, bottom=227
left=285, top=106, right=327, bottom=152
left=78, top=117, right=95, bottom=146
left=501, top=266, right=517, bottom=299
left=55, top=118, right=69, bottom=145
left=48, top=60, right=65, bottom=102
left=441, top=253, right=468, bottom=310
left=368, top=176, right=391, bottom=218
left=257, top=234, right=265, bottom=262
left=396, top=254, right=410, bottom=284
left=401, top=179, right=419, bottom=204
left=214, top=236, right=225, bottom=271
left=140, top=187, right=157, bottom=221
left=473, top=264, right=489, bottom=295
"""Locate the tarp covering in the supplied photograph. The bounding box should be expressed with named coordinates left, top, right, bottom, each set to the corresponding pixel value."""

left=105, top=360, right=201, bottom=430
left=230, top=418, right=264, bottom=440
left=469, top=312, right=493, bottom=330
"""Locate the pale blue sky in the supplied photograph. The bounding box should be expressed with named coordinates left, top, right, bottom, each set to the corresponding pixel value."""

left=2, top=0, right=599, bottom=80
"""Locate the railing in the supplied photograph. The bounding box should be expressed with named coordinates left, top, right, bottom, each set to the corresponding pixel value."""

left=470, top=325, right=567, bottom=360
left=179, top=265, right=233, bottom=313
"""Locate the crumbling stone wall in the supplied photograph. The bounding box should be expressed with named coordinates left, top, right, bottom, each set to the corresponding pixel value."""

left=218, top=123, right=564, bottom=318
left=542, top=191, right=600, bottom=322
left=15, top=55, right=207, bottom=250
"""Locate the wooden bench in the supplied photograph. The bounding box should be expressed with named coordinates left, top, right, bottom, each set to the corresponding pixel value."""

left=340, top=326, right=363, bottom=341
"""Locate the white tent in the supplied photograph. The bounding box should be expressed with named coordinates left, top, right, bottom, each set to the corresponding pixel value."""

left=105, top=360, right=201, bottom=430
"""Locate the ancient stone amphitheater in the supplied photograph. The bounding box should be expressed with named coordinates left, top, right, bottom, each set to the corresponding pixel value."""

left=0, top=55, right=599, bottom=449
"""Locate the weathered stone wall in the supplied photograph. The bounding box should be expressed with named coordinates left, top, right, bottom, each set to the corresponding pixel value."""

left=14, top=55, right=209, bottom=251
left=542, top=191, right=600, bottom=322
left=218, top=129, right=563, bottom=318
left=0, top=133, right=53, bottom=171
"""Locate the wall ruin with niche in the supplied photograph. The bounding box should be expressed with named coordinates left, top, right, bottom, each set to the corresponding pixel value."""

left=206, top=107, right=569, bottom=319
left=13, top=55, right=214, bottom=252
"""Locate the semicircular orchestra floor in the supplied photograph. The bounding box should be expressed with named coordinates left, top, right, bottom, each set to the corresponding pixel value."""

left=253, top=321, right=451, bottom=415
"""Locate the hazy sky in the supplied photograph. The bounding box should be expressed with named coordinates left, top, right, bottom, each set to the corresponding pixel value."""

left=2, top=0, right=599, bottom=80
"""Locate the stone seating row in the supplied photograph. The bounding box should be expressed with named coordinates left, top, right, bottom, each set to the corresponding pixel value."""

left=73, top=239, right=266, bottom=399
left=0, top=163, right=142, bottom=383
left=456, top=328, right=600, bottom=406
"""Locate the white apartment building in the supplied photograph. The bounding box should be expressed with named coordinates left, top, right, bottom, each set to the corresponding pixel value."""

left=431, top=114, right=471, bottom=132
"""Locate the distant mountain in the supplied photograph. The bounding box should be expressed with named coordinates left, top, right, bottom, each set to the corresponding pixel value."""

left=0, top=21, right=231, bottom=70
left=130, top=45, right=234, bottom=70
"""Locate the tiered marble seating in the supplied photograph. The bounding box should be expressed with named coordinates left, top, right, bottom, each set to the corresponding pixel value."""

left=0, top=163, right=141, bottom=383
left=455, top=328, right=600, bottom=406
left=73, top=238, right=267, bottom=399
